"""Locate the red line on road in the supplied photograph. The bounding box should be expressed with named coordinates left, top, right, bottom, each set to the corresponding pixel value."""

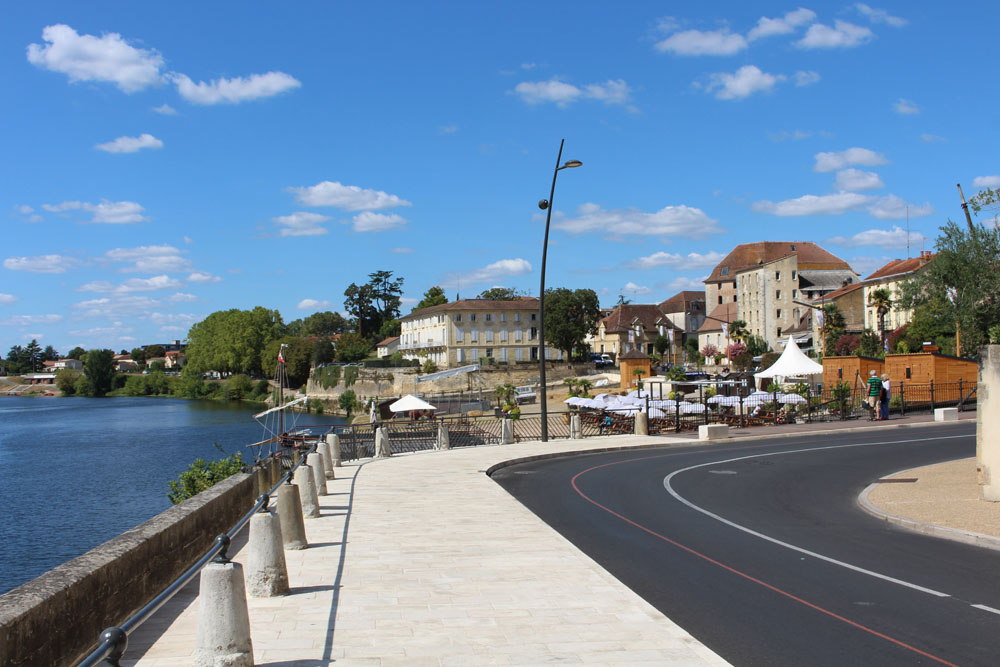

left=570, top=457, right=960, bottom=667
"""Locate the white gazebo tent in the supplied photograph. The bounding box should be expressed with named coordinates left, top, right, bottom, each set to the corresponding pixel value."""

left=389, top=394, right=438, bottom=413
left=754, top=336, right=823, bottom=384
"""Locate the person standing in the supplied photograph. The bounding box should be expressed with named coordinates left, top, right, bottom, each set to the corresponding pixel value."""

left=880, top=373, right=891, bottom=420
left=866, top=370, right=883, bottom=421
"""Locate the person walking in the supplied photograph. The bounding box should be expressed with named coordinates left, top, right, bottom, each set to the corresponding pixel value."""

left=866, top=370, right=883, bottom=421
left=880, top=373, right=891, bottom=420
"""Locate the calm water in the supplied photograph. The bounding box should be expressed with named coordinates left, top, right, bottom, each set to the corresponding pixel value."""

left=0, top=396, right=341, bottom=595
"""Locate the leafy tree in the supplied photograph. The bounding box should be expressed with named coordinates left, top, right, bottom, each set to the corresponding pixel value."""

left=577, top=378, right=593, bottom=397
left=856, top=329, right=884, bottom=358
left=345, top=270, right=404, bottom=340
left=167, top=448, right=246, bottom=504
left=867, top=288, right=893, bottom=346
left=478, top=287, right=525, bottom=300
left=666, top=365, right=687, bottom=381
left=336, top=332, right=371, bottom=362
left=415, top=285, right=448, bottom=311
left=542, top=288, right=601, bottom=360
left=684, top=337, right=700, bottom=364
left=41, top=345, right=59, bottom=362
left=728, top=320, right=748, bottom=343
left=130, top=347, right=147, bottom=366
left=820, top=304, right=847, bottom=354
left=310, top=339, right=336, bottom=367
left=83, top=349, right=116, bottom=396
left=654, top=335, right=670, bottom=363
left=338, top=389, right=358, bottom=418
left=67, top=346, right=86, bottom=360
left=422, top=359, right=438, bottom=374
left=149, top=360, right=166, bottom=372
left=145, top=344, right=165, bottom=359
left=899, top=219, right=1000, bottom=357
left=745, top=334, right=770, bottom=357
left=186, top=307, right=285, bottom=376
left=286, top=311, right=350, bottom=338
left=759, top=351, right=781, bottom=372
left=495, top=383, right=516, bottom=405
left=261, top=338, right=317, bottom=387
left=225, top=374, right=254, bottom=400
left=174, top=367, right=210, bottom=399
left=23, top=339, right=42, bottom=372
left=833, top=334, right=860, bottom=356
left=896, top=300, right=957, bottom=355
left=379, top=318, right=401, bottom=340
left=55, top=370, right=80, bottom=395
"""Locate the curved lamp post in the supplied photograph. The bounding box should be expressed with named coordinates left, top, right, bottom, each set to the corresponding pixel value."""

left=537, top=139, right=582, bottom=442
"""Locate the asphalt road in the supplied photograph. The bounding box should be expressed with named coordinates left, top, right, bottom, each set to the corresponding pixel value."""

left=491, top=422, right=998, bottom=667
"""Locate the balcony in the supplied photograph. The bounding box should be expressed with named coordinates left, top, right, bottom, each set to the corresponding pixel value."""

left=399, top=338, right=447, bottom=351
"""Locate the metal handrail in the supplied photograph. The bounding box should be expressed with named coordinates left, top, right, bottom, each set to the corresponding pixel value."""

left=77, top=441, right=318, bottom=667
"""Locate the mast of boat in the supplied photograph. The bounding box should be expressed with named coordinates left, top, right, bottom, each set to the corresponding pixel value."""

left=278, top=343, right=288, bottom=436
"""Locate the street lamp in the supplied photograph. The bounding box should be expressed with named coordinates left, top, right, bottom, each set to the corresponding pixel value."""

left=537, top=139, right=582, bottom=442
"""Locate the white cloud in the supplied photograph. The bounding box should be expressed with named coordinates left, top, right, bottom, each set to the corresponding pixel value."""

left=68, top=325, right=134, bottom=338
left=17, top=205, right=34, bottom=214
left=662, top=276, right=709, bottom=292
left=704, top=65, right=784, bottom=100
left=748, top=8, right=817, bottom=40
left=849, top=255, right=892, bottom=277
left=171, top=71, right=301, bottom=105
left=105, top=244, right=190, bottom=273
left=271, top=212, right=331, bottom=237
left=72, top=295, right=161, bottom=317
left=752, top=192, right=876, bottom=216
left=287, top=180, right=412, bottom=211
left=835, top=169, right=885, bottom=191
left=767, top=129, right=813, bottom=142
left=793, top=70, right=821, bottom=86
left=79, top=275, right=181, bottom=294
left=43, top=199, right=149, bottom=223
left=521, top=62, right=537, bottom=70
left=511, top=78, right=632, bottom=107
left=894, top=98, right=919, bottom=115
left=0, top=294, right=18, bottom=305
left=655, top=29, right=747, bottom=55
left=866, top=195, right=934, bottom=220
left=628, top=251, right=725, bottom=270
left=973, top=175, right=1000, bottom=188
left=158, top=326, right=186, bottom=333
left=390, top=247, right=414, bottom=253
left=187, top=271, right=221, bottom=284
left=855, top=3, right=907, bottom=27
left=828, top=225, right=928, bottom=249
left=0, top=314, right=63, bottom=326
left=148, top=312, right=200, bottom=327
left=152, top=103, right=177, bottom=115
left=554, top=202, right=723, bottom=238
left=168, top=292, right=198, bottom=302
left=921, top=133, right=946, bottom=143
left=449, top=258, right=533, bottom=286
left=4, top=254, right=80, bottom=273
left=351, top=212, right=407, bottom=232
left=297, top=298, right=333, bottom=310
left=813, top=147, right=888, bottom=172
left=438, top=125, right=458, bottom=134
left=796, top=20, right=874, bottom=49
left=26, top=24, right=165, bottom=93
left=95, top=133, right=163, bottom=153
left=623, top=281, right=652, bottom=295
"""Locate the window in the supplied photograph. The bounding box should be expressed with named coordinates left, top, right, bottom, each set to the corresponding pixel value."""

left=454, top=314, right=461, bottom=322
left=485, top=348, right=493, bottom=358
left=499, top=313, right=506, bottom=322
left=486, top=329, right=494, bottom=343
left=733, top=295, right=737, bottom=302
left=500, top=348, right=508, bottom=362
left=530, top=313, right=537, bottom=321
left=515, top=348, right=523, bottom=361
left=529, top=326, right=537, bottom=340
left=647, top=343, right=654, bottom=354
left=500, top=328, right=507, bottom=342
left=777, top=309, right=782, bottom=318
left=514, top=328, right=523, bottom=342
left=455, top=328, right=464, bottom=343
left=790, top=245, right=796, bottom=251
left=792, top=270, right=797, bottom=280
left=775, top=271, right=781, bottom=280
left=485, top=313, right=492, bottom=322
left=776, top=290, right=781, bottom=299
left=530, top=346, right=538, bottom=361
left=457, top=349, right=464, bottom=362
left=721, top=267, right=729, bottom=276
left=471, top=329, right=479, bottom=342
left=718, top=296, right=723, bottom=305
left=792, top=289, right=797, bottom=298
left=470, top=313, right=476, bottom=322
left=514, top=312, right=521, bottom=322
left=777, top=327, right=783, bottom=338
left=469, top=348, right=478, bottom=361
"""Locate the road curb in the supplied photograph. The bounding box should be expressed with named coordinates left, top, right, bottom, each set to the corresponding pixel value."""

left=858, top=471, right=1000, bottom=553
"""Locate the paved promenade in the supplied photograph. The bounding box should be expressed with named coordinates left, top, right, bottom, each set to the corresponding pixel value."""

left=123, top=413, right=988, bottom=666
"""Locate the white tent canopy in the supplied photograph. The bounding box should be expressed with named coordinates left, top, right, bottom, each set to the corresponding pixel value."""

left=389, top=394, right=438, bottom=412
left=754, top=336, right=823, bottom=380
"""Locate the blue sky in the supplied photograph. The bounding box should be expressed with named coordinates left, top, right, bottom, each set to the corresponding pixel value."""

left=2, top=2, right=998, bottom=354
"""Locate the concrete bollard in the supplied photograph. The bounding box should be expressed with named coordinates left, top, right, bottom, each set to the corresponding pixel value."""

left=501, top=419, right=514, bottom=445
left=328, top=433, right=342, bottom=467
left=307, top=452, right=327, bottom=496
left=276, top=483, right=307, bottom=549
left=270, top=456, right=282, bottom=487
left=256, top=465, right=270, bottom=495
left=194, top=561, right=254, bottom=667
left=375, top=427, right=391, bottom=458
left=570, top=414, right=582, bottom=439
left=698, top=424, right=729, bottom=441
left=293, top=463, right=320, bottom=518
left=635, top=411, right=649, bottom=436
left=246, top=509, right=290, bottom=597
left=318, top=439, right=335, bottom=480
left=437, top=422, right=450, bottom=450
left=935, top=407, right=959, bottom=422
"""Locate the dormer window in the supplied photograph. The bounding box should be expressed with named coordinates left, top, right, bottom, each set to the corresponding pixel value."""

left=721, top=267, right=729, bottom=276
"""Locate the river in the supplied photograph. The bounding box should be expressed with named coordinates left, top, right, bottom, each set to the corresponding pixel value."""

left=0, top=396, right=343, bottom=595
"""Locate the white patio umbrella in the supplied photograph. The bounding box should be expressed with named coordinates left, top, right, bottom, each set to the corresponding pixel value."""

left=777, top=393, right=807, bottom=405
left=680, top=403, right=707, bottom=414
left=564, top=396, right=586, bottom=406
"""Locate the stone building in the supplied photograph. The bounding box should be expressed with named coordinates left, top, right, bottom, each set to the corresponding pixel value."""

left=588, top=303, right=682, bottom=362
left=861, top=251, right=934, bottom=335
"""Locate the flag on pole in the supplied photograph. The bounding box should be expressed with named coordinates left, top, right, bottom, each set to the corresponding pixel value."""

left=667, top=328, right=674, bottom=343
left=278, top=347, right=285, bottom=363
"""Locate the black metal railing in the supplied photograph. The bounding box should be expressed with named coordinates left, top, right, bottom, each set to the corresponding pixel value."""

left=76, top=442, right=317, bottom=667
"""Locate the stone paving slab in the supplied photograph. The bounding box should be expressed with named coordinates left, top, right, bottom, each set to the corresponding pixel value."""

left=124, top=435, right=730, bottom=666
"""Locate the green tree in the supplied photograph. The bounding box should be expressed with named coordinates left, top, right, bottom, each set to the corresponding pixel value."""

left=262, top=338, right=317, bottom=388
left=422, top=359, right=438, bottom=374
left=41, top=345, right=59, bottom=362
left=344, top=270, right=404, bottom=340
left=654, top=335, right=670, bottom=363
left=145, top=344, right=165, bottom=359
left=338, top=389, right=358, bottom=418
left=225, top=374, right=254, bottom=400
left=856, top=329, right=884, bottom=358
left=685, top=337, right=700, bottom=364
left=542, top=288, right=601, bottom=360
left=55, top=370, right=80, bottom=395
left=130, top=347, right=147, bottom=366
left=23, top=339, right=42, bottom=372
left=821, top=304, right=847, bottom=354
left=67, top=346, right=86, bottom=360
left=167, top=449, right=246, bottom=504
left=335, top=332, right=371, bottom=362
left=415, top=285, right=448, bottom=311
left=286, top=311, right=350, bottom=338
left=728, top=320, right=748, bottom=343
left=744, top=334, right=770, bottom=357
left=478, top=287, right=525, bottom=300
left=186, top=307, right=285, bottom=376
left=378, top=318, right=401, bottom=340
left=867, top=288, right=893, bottom=347
left=84, top=349, right=116, bottom=397
left=899, top=219, right=1000, bottom=356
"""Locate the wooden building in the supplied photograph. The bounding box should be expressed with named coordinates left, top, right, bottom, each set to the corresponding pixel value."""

left=884, top=351, right=978, bottom=385
left=618, top=349, right=652, bottom=390
left=822, top=355, right=884, bottom=391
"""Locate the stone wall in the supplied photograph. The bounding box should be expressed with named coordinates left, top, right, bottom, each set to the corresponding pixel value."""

left=978, top=345, right=999, bottom=501
left=0, top=472, right=258, bottom=667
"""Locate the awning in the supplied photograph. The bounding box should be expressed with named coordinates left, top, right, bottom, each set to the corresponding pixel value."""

left=389, top=394, right=438, bottom=412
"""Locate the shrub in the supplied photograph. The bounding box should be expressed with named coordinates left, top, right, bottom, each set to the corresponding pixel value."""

left=339, top=389, right=358, bottom=417
left=343, top=366, right=358, bottom=387
left=225, top=374, right=254, bottom=400
left=422, top=360, right=438, bottom=374
left=167, top=448, right=246, bottom=504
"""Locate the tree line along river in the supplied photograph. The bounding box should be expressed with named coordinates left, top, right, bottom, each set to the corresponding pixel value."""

left=0, top=396, right=342, bottom=595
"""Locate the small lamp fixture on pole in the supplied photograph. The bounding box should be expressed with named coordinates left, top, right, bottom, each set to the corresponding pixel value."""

left=537, top=139, right=582, bottom=443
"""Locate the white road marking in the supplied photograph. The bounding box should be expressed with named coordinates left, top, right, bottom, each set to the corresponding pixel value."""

left=663, top=434, right=970, bottom=599
left=972, top=604, right=1000, bottom=615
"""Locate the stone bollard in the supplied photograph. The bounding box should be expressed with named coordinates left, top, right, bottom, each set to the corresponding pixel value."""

left=318, top=439, right=335, bottom=480
left=375, top=426, right=391, bottom=458
left=276, top=483, right=307, bottom=549
left=293, top=463, right=320, bottom=518
left=501, top=419, right=514, bottom=445
left=307, top=452, right=327, bottom=496
left=194, top=560, right=254, bottom=667
left=270, top=456, right=282, bottom=487
left=570, top=414, right=582, bottom=439
left=437, top=422, right=450, bottom=450
left=635, top=411, right=649, bottom=436
left=328, top=433, right=342, bottom=467
left=256, top=465, right=270, bottom=495
left=246, top=509, right=289, bottom=597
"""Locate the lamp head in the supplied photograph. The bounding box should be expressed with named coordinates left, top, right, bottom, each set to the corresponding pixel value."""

left=562, top=159, right=583, bottom=169
left=538, top=199, right=549, bottom=210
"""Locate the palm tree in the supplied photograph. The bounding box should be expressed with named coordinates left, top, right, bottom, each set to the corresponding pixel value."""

left=729, top=319, right=749, bottom=342
left=563, top=378, right=579, bottom=397
left=577, top=378, right=593, bottom=397
left=494, top=383, right=516, bottom=406
left=868, top=288, right=893, bottom=348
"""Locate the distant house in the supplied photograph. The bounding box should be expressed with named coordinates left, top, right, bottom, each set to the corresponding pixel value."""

left=376, top=336, right=399, bottom=358
left=113, top=353, right=138, bottom=372
left=862, top=251, right=934, bottom=334
left=23, top=373, right=56, bottom=385
left=146, top=356, right=167, bottom=369
left=164, top=350, right=186, bottom=369
left=52, top=358, right=83, bottom=371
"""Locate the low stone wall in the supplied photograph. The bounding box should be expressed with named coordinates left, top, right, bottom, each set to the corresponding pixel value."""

left=0, top=472, right=258, bottom=667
